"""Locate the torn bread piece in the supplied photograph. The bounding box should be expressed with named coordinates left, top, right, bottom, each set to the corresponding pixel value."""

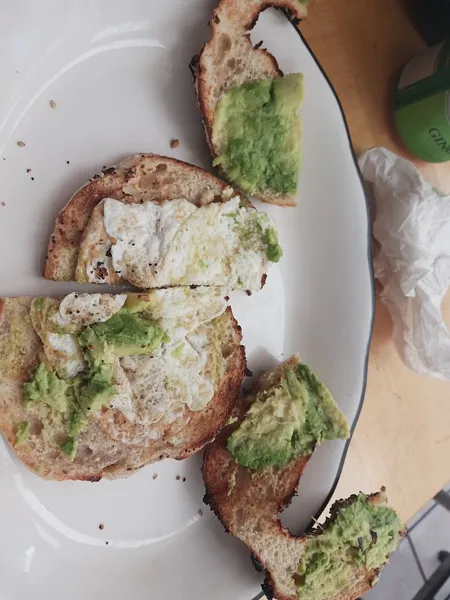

left=192, top=0, right=306, bottom=206
left=203, top=355, right=405, bottom=599
left=203, top=354, right=350, bottom=522
left=44, top=153, right=281, bottom=290
left=0, top=289, right=245, bottom=481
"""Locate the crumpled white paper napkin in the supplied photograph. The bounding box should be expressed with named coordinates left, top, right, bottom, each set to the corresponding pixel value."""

left=359, top=147, right=450, bottom=380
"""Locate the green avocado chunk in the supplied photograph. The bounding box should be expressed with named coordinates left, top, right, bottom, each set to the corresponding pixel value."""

left=263, top=227, right=283, bottom=263
left=67, top=403, right=88, bottom=438
left=24, top=363, right=70, bottom=413
left=61, top=437, right=78, bottom=461
left=295, top=493, right=403, bottom=600
left=227, top=364, right=349, bottom=470
left=76, top=363, right=116, bottom=413
left=212, top=73, right=303, bottom=196
left=78, top=311, right=167, bottom=358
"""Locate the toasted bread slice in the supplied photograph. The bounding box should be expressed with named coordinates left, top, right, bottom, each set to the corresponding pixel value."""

left=230, top=491, right=402, bottom=600
left=203, top=357, right=403, bottom=600
left=45, top=153, right=246, bottom=282
left=0, top=291, right=245, bottom=481
left=192, top=0, right=306, bottom=206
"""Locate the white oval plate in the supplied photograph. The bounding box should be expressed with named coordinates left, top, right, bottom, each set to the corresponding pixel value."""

left=0, top=2, right=374, bottom=599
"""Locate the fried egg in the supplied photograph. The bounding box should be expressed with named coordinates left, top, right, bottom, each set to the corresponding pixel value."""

left=77, top=196, right=275, bottom=290
left=59, top=293, right=127, bottom=326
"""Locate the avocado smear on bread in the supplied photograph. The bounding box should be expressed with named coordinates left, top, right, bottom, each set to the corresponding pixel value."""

left=22, top=304, right=166, bottom=460
left=227, top=364, right=349, bottom=469
left=212, top=74, right=303, bottom=196
left=295, top=493, right=403, bottom=600
left=24, top=363, right=71, bottom=413
left=15, top=421, right=30, bottom=446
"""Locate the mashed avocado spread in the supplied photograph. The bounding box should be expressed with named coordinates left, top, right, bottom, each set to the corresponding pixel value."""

left=212, top=73, right=303, bottom=196
left=24, top=363, right=70, bottom=413
left=295, top=494, right=403, bottom=600
left=22, top=300, right=167, bottom=460
left=227, top=364, right=349, bottom=470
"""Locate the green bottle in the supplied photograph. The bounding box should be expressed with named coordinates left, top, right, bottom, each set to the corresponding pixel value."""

left=394, top=39, right=450, bottom=163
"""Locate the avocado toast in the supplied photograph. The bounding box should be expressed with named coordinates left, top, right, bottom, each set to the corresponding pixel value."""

left=0, top=289, right=245, bottom=480
left=192, top=0, right=305, bottom=206
left=203, top=355, right=403, bottom=600
left=44, top=153, right=282, bottom=290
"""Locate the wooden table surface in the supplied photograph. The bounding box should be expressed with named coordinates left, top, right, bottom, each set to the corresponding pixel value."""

left=300, top=0, right=450, bottom=524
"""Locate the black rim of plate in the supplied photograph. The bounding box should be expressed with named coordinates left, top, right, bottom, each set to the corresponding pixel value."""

left=250, top=14, right=376, bottom=600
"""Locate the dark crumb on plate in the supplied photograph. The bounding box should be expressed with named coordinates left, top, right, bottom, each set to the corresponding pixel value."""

left=152, top=473, right=158, bottom=480
left=182, top=477, right=186, bottom=482
left=49, top=100, right=56, bottom=109
left=2, top=158, right=5, bottom=161
left=176, top=475, right=181, bottom=481
left=31, top=177, right=35, bottom=181
left=246, top=290, right=252, bottom=296
left=99, top=524, right=104, bottom=530
left=105, top=541, right=109, bottom=545
left=16, top=141, right=25, bottom=147
left=170, top=139, right=180, bottom=149
left=198, top=509, right=203, bottom=517
left=245, top=368, right=253, bottom=377
left=1, top=202, right=5, bottom=207
left=66, top=160, right=70, bottom=164
left=26, top=168, right=31, bottom=173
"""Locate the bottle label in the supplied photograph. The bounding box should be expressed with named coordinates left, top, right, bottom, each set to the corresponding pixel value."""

left=394, top=40, right=450, bottom=162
